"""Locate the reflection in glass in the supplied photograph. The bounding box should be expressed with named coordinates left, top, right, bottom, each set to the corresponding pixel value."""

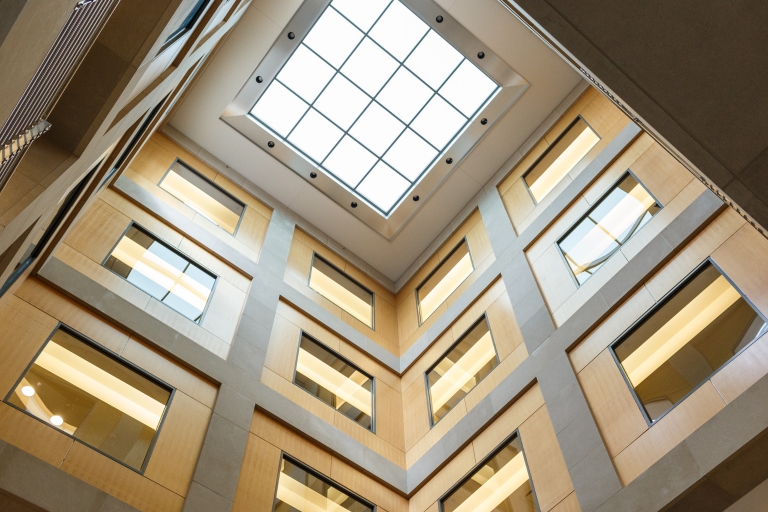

left=614, top=263, right=768, bottom=422
left=159, top=160, right=245, bottom=234
left=417, top=240, right=473, bottom=323
left=309, top=255, right=374, bottom=328
left=523, top=118, right=600, bottom=203
left=428, top=318, right=498, bottom=424
left=294, top=334, right=373, bottom=430
left=558, top=173, right=660, bottom=285
left=274, top=456, right=374, bottom=512
left=7, top=327, right=171, bottom=471
left=441, top=434, right=537, bottom=512
left=104, top=225, right=216, bottom=323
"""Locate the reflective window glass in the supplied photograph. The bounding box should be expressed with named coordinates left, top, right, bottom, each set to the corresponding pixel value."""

left=104, top=225, right=216, bottom=323
left=613, top=262, right=768, bottom=422
left=294, top=334, right=373, bottom=430
left=309, top=255, right=374, bottom=328
left=558, top=173, right=660, bottom=285
left=417, top=240, right=473, bottom=323
left=6, top=327, right=172, bottom=471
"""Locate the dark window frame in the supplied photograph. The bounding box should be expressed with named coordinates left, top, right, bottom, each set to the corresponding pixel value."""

left=415, top=237, right=474, bottom=326
left=308, top=251, right=376, bottom=330
left=158, top=0, right=210, bottom=55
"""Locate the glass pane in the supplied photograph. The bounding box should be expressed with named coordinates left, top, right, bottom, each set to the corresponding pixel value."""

left=614, top=263, right=768, bottom=422
left=410, top=95, right=466, bottom=149
left=558, top=173, right=660, bottom=285
left=323, top=136, right=377, bottom=187
left=405, top=30, right=463, bottom=90
left=368, top=1, right=428, bottom=61
left=288, top=109, right=344, bottom=162
left=250, top=81, right=308, bottom=137
left=104, top=225, right=216, bottom=323
left=441, top=434, right=538, bottom=512
left=439, top=59, right=498, bottom=117
left=314, top=75, right=371, bottom=131
left=355, top=161, right=409, bottom=212
left=310, top=255, right=374, bottom=327
left=417, top=240, right=473, bottom=323
left=428, top=319, right=497, bottom=424
left=523, top=118, right=600, bottom=203
left=340, top=37, right=399, bottom=96
left=7, top=327, right=171, bottom=471
left=331, top=0, right=391, bottom=32
left=274, top=456, right=374, bottom=512
left=294, top=334, right=373, bottom=429
left=349, top=102, right=404, bottom=156
left=376, top=67, right=433, bottom=124
left=383, top=129, right=437, bottom=181
left=276, top=45, right=335, bottom=103
left=159, top=161, right=245, bottom=234
left=303, top=7, right=363, bottom=68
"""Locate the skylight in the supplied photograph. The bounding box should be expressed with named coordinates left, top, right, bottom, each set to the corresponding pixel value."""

left=250, top=0, right=499, bottom=215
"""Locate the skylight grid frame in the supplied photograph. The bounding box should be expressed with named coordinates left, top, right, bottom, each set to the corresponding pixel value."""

left=224, top=0, right=528, bottom=239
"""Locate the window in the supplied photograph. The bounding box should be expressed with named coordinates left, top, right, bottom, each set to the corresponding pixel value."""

left=273, top=455, right=374, bottom=512
left=159, top=159, right=245, bottom=234
left=294, top=333, right=374, bottom=430
left=440, top=432, right=538, bottom=512
left=250, top=0, right=499, bottom=215
left=5, top=326, right=172, bottom=472
left=427, top=317, right=498, bottom=425
left=104, top=224, right=216, bottom=323
left=558, top=172, right=660, bottom=285
left=159, top=0, right=208, bottom=54
left=417, top=239, right=473, bottom=323
left=309, top=254, right=374, bottom=328
left=523, top=117, right=600, bottom=204
left=612, top=261, right=768, bottom=423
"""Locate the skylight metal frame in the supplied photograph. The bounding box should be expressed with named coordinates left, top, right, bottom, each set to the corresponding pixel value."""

left=223, top=0, right=528, bottom=239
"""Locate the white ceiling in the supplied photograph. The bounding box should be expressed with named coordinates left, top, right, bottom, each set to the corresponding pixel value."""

left=169, top=0, right=582, bottom=281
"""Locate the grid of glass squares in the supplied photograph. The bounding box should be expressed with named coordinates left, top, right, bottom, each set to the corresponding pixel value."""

left=250, top=0, right=499, bottom=215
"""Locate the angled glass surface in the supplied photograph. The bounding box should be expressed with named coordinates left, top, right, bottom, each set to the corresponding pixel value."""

left=104, top=225, right=216, bottom=323
left=309, top=254, right=374, bottom=328
left=159, top=160, right=245, bottom=234
left=523, top=118, right=600, bottom=204
left=427, top=318, right=498, bottom=424
left=417, top=240, right=473, bottom=323
left=274, top=455, right=374, bottom=512
left=6, top=326, right=172, bottom=471
left=294, top=334, right=373, bottom=430
left=441, top=433, right=538, bottom=512
left=613, top=262, right=768, bottom=422
left=249, top=0, right=499, bottom=215
left=558, top=173, right=660, bottom=285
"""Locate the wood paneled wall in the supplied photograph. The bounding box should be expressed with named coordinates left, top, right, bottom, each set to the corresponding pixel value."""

left=526, top=133, right=704, bottom=327
left=570, top=208, right=768, bottom=485
left=58, top=187, right=250, bottom=358
left=498, top=87, right=630, bottom=234
left=124, top=132, right=272, bottom=262
left=0, top=279, right=216, bottom=512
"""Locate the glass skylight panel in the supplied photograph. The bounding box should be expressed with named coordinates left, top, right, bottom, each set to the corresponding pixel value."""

left=249, top=0, right=500, bottom=215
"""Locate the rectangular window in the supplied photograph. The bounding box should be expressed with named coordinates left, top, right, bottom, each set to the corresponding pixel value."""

left=104, top=224, right=216, bottom=323
left=613, top=261, right=768, bottom=422
left=427, top=317, right=498, bottom=425
left=309, top=254, right=374, bottom=328
left=6, top=326, right=172, bottom=472
left=440, top=432, right=538, bottom=512
left=558, top=172, right=660, bottom=285
left=159, top=159, right=245, bottom=234
left=294, top=334, right=373, bottom=430
left=274, top=455, right=374, bottom=512
left=523, top=117, right=600, bottom=204
left=417, top=240, right=473, bottom=324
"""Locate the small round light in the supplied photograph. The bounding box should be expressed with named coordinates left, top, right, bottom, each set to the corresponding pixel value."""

left=51, top=415, right=63, bottom=426
left=256, top=76, right=264, bottom=83
left=436, top=15, right=443, bottom=23
left=477, top=51, right=485, bottom=59
left=288, top=32, right=296, bottom=39
left=310, top=172, right=317, bottom=179
left=267, top=141, right=275, bottom=148
left=413, top=195, right=420, bottom=202
left=480, top=118, right=488, bottom=125
left=445, top=157, right=453, bottom=164
left=351, top=202, right=358, bottom=208
left=21, top=386, right=35, bottom=397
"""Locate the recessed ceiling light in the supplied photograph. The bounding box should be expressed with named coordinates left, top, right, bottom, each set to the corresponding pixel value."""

left=21, top=385, right=35, bottom=397
left=51, top=415, right=63, bottom=426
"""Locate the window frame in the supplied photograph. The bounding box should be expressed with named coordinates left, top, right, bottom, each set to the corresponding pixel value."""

left=555, top=169, right=662, bottom=288
left=158, top=157, right=247, bottom=236
left=308, top=251, right=376, bottom=330
left=158, top=0, right=209, bottom=55
left=437, top=429, right=540, bottom=512
left=291, top=330, right=376, bottom=433
left=3, top=323, right=176, bottom=475
left=101, top=221, right=219, bottom=324
left=415, top=237, right=474, bottom=326
left=608, top=257, right=768, bottom=427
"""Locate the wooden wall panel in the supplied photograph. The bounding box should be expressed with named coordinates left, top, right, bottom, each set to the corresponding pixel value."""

left=711, top=223, right=768, bottom=315
left=0, top=403, right=74, bottom=467
left=330, top=457, right=408, bottom=512
left=403, top=378, right=431, bottom=452
left=232, top=434, right=281, bottom=512
left=375, top=380, right=406, bottom=452
left=551, top=492, right=581, bottom=512
left=471, top=384, right=544, bottom=458
left=711, top=333, right=768, bottom=403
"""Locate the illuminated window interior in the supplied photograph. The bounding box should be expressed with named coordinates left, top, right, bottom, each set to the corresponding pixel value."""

left=523, top=117, right=600, bottom=204
left=558, top=172, right=660, bottom=285
left=309, top=254, right=374, bottom=328
left=441, top=433, right=538, bottom=512
left=274, top=455, right=374, bottom=512
left=104, top=224, right=216, bottom=323
left=250, top=0, right=499, bottom=215
left=417, top=239, right=473, bottom=323
left=6, top=327, right=172, bottom=471
left=613, top=262, right=768, bottom=422
left=159, top=160, right=245, bottom=234
left=294, top=334, right=373, bottom=430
